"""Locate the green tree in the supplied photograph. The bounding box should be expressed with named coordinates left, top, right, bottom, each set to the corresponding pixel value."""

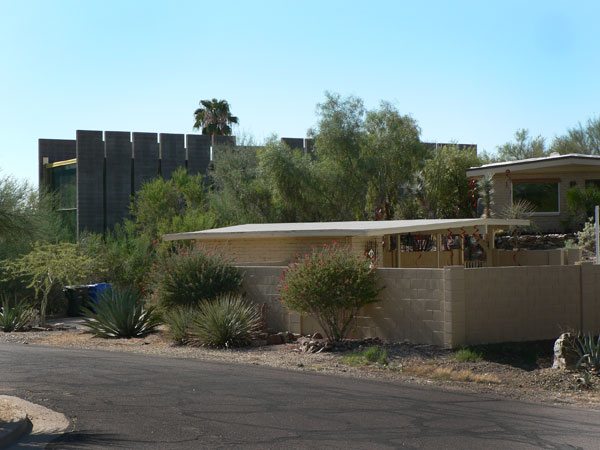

left=310, top=92, right=426, bottom=220
left=4, top=242, right=100, bottom=325
left=193, top=98, right=239, bottom=147
left=551, top=116, right=600, bottom=155
left=421, top=145, right=481, bottom=218
left=497, top=129, right=546, bottom=161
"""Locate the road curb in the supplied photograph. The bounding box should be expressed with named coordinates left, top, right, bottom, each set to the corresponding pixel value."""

left=0, top=406, right=31, bottom=449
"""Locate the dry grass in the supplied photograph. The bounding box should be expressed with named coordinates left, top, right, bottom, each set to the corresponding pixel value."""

left=404, top=365, right=501, bottom=384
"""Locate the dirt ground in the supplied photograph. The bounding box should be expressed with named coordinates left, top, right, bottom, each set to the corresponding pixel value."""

left=1, top=321, right=598, bottom=410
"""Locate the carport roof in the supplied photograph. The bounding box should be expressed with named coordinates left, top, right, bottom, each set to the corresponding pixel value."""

left=163, top=218, right=530, bottom=241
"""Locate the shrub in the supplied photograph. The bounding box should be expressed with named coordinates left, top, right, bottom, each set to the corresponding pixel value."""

left=575, top=217, right=596, bottom=253
left=152, top=245, right=243, bottom=310
left=0, top=296, right=37, bottom=332
left=83, top=287, right=161, bottom=338
left=279, top=243, right=382, bottom=342
left=163, top=306, right=195, bottom=345
left=575, top=332, right=600, bottom=372
left=342, top=346, right=388, bottom=366
left=455, top=347, right=483, bottom=362
left=191, top=294, right=261, bottom=348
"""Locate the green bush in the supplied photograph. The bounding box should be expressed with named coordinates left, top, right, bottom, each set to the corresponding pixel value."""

left=575, top=218, right=596, bottom=253
left=342, top=346, right=388, bottom=366
left=455, top=347, right=483, bottom=362
left=191, top=294, right=261, bottom=348
left=83, top=287, right=161, bottom=338
left=0, top=296, right=37, bottom=332
left=575, top=332, right=600, bottom=372
left=279, top=243, right=382, bottom=342
left=152, top=245, right=243, bottom=310
left=163, top=306, right=195, bottom=345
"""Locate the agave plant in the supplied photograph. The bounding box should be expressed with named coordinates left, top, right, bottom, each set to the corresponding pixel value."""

left=191, top=295, right=261, bottom=348
left=575, top=332, right=600, bottom=372
left=83, top=287, right=161, bottom=338
left=0, top=296, right=37, bottom=332
left=162, top=306, right=195, bottom=345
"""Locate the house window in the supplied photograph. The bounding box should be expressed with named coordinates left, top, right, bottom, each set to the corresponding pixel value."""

left=585, top=179, right=600, bottom=189
left=512, top=181, right=559, bottom=213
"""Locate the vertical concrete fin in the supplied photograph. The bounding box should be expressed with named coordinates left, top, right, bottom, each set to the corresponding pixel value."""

left=76, top=130, right=105, bottom=236
left=132, top=132, right=159, bottom=195
left=159, top=133, right=185, bottom=180
left=105, top=131, right=132, bottom=231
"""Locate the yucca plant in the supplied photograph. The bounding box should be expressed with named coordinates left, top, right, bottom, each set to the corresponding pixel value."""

left=163, top=306, right=195, bottom=345
left=575, top=332, right=600, bottom=372
left=0, top=296, right=37, bottom=332
left=83, top=287, right=161, bottom=338
left=191, top=295, right=261, bottom=348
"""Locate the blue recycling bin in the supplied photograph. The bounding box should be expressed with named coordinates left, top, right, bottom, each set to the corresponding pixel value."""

left=88, top=283, right=111, bottom=306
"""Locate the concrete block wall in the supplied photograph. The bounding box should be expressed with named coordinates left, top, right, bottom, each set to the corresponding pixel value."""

left=464, top=265, right=582, bottom=343
left=238, top=264, right=600, bottom=348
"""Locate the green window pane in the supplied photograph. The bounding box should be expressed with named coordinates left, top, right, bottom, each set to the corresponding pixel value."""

left=50, top=163, right=76, bottom=210
left=513, top=182, right=559, bottom=213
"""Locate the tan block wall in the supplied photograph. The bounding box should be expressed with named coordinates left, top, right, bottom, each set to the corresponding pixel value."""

left=464, top=265, right=582, bottom=344
left=490, top=171, right=600, bottom=232
left=239, top=264, right=600, bottom=348
left=399, top=249, right=461, bottom=268
left=198, top=237, right=355, bottom=265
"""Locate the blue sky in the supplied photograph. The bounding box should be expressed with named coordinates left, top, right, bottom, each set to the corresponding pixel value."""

left=1, top=0, right=599, bottom=185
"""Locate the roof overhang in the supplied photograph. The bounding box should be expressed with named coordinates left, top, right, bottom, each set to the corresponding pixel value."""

left=163, top=218, right=530, bottom=242
left=467, top=154, right=600, bottom=177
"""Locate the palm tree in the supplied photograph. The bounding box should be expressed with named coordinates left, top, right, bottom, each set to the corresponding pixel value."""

left=193, top=99, right=239, bottom=147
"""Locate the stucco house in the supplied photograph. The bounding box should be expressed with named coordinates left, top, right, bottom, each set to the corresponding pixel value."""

left=467, top=153, right=600, bottom=232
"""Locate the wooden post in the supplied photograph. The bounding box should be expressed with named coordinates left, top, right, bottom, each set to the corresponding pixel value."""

left=436, top=233, right=441, bottom=268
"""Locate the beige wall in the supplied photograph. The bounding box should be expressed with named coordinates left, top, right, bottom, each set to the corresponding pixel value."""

left=240, top=263, right=600, bottom=349
left=490, top=170, right=600, bottom=232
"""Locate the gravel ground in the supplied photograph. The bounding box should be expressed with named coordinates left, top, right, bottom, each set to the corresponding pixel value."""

left=1, top=321, right=599, bottom=410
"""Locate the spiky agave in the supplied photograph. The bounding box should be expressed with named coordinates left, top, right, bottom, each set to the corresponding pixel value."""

left=191, top=295, right=261, bottom=348
left=83, top=287, right=161, bottom=338
left=0, top=296, right=37, bottom=332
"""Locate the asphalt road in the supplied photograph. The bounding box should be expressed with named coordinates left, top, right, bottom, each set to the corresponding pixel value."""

left=1, top=343, right=599, bottom=449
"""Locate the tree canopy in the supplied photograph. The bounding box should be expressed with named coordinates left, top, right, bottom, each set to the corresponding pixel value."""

left=193, top=98, right=238, bottom=138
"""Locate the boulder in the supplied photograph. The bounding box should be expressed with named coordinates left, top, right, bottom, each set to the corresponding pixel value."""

left=552, top=332, right=579, bottom=370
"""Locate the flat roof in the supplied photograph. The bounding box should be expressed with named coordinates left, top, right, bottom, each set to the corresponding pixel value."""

left=163, top=218, right=530, bottom=241
left=467, top=153, right=600, bottom=177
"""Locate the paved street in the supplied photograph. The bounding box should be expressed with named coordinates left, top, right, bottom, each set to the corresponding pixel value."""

left=1, top=343, right=599, bottom=449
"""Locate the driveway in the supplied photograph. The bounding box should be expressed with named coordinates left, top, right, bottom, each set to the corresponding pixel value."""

left=1, top=343, right=599, bottom=449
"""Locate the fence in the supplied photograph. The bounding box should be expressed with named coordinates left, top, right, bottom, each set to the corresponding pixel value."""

left=240, top=262, right=600, bottom=348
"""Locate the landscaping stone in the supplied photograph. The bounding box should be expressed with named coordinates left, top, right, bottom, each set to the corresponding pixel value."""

left=552, top=332, right=579, bottom=370
left=298, top=336, right=383, bottom=353
left=267, top=334, right=284, bottom=345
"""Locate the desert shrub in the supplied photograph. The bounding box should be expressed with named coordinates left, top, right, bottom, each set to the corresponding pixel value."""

left=163, top=306, right=195, bottom=344
left=566, top=186, right=600, bottom=228
left=0, top=296, right=37, bottom=331
left=83, top=287, right=161, bottom=338
left=575, top=217, right=596, bottom=253
left=191, top=294, right=261, bottom=348
left=279, top=243, right=382, bottom=342
left=455, top=347, right=483, bottom=362
left=575, top=332, right=600, bottom=372
left=342, top=346, right=388, bottom=366
left=152, top=245, right=243, bottom=310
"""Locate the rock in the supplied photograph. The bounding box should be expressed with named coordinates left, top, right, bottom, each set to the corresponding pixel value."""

left=267, top=334, right=284, bottom=345
left=552, top=332, right=579, bottom=370
left=312, top=332, right=323, bottom=340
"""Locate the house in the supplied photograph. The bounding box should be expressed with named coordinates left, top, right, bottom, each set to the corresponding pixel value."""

left=163, top=218, right=541, bottom=268
left=466, top=153, right=600, bottom=232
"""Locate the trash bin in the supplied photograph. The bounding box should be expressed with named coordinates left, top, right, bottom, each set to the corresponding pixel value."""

left=64, top=285, right=91, bottom=317
left=64, top=283, right=111, bottom=316
left=88, top=283, right=111, bottom=305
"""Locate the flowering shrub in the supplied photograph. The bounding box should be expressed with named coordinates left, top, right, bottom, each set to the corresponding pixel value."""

left=279, top=243, right=382, bottom=342
left=151, top=245, right=243, bottom=310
